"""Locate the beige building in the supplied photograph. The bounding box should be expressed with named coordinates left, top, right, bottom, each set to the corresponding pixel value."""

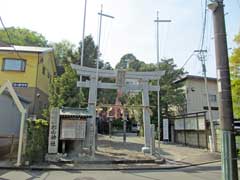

left=175, top=75, right=219, bottom=121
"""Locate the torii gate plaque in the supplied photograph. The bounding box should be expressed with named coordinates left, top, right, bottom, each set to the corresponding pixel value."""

left=71, top=64, right=164, bottom=154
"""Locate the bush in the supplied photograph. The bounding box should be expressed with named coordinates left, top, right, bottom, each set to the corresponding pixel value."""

left=25, top=119, right=48, bottom=163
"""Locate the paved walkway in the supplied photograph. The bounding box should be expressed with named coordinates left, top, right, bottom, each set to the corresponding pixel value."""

left=95, top=134, right=154, bottom=161
left=95, top=133, right=221, bottom=165
left=0, top=133, right=221, bottom=169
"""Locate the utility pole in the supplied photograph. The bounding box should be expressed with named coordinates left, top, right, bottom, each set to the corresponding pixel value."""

left=208, top=0, right=238, bottom=179
left=154, top=11, right=171, bottom=153
left=92, top=4, right=114, bottom=153
left=194, top=49, right=216, bottom=152
left=79, top=0, right=87, bottom=109
left=97, top=4, right=114, bottom=72
left=80, top=0, right=87, bottom=77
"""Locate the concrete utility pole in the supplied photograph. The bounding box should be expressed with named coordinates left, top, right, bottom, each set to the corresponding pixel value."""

left=79, top=0, right=87, bottom=109
left=208, top=0, right=238, bottom=179
left=80, top=0, right=87, bottom=67
left=92, top=5, right=114, bottom=152
left=194, top=50, right=216, bottom=152
left=97, top=4, right=114, bottom=75
left=96, top=4, right=114, bottom=82
left=154, top=11, right=171, bottom=153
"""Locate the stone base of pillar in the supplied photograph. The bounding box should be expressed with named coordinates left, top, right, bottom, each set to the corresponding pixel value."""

left=141, top=146, right=150, bottom=153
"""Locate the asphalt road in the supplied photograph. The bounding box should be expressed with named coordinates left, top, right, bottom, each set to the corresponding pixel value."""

left=0, top=162, right=237, bottom=180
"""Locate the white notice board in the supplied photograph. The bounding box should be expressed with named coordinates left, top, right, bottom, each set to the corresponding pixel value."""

left=60, top=120, right=86, bottom=140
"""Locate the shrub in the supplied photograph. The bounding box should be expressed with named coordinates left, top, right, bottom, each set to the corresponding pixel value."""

left=25, top=119, right=48, bottom=163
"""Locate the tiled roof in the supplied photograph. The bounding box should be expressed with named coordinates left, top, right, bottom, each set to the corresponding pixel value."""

left=60, top=107, right=92, bottom=117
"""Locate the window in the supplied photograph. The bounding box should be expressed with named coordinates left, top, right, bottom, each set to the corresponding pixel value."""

left=2, top=58, right=26, bottom=71
left=209, top=94, right=217, bottom=102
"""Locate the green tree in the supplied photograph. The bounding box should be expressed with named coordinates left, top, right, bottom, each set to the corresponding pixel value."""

left=50, top=40, right=79, bottom=65
left=78, top=35, right=103, bottom=68
left=97, top=62, right=116, bottom=105
left=0, top=27, right=48, bottom=46
left=116, top=57, right=185, bottom=126
left=102, top=62, right=113, bottom=70
left=128, top=59, right=145, bottom=71
left=230, top=32, right=240, bottom=119
left=115, top=53, right=138, bottom=69
left=49, top=64, right=85, bottom=109
left=158, top=58, right=186, bottom=117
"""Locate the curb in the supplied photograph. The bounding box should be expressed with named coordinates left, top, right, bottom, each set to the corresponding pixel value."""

left=65, top=159, right=158, bottom=164
left=0, top=160, right=221, bottom=171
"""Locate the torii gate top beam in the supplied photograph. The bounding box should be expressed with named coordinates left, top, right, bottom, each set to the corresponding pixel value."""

left=71, top=64, right=164, bottom=80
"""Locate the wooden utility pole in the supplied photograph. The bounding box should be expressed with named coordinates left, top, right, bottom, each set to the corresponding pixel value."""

left=194, top=49, right=216, bottom=152
left=208, top=0, right=238, bottom=179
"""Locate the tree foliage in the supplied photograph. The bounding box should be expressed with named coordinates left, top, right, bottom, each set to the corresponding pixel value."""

left=50, top=40, right=79, bottom=65
left=230, top=32, right=240, bottom=119
left=78, top=35, right=103, bottom=68
left=0, top=27, right=48, bottom=46
left=158, top=59, right=186, bottom=116
left=116, top=53, right=137, bottom=70
left=48, top=35, right=114, bottom=110
left=116, top=54, right=186, bottom=126
left=49, top=64, right=85, bottom=108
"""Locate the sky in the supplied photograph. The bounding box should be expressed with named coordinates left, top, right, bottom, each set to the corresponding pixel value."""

left=0, top=0, right=239, bottom=77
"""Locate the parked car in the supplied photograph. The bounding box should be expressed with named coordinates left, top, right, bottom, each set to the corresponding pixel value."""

left=131, top=123, right=140, bottom=135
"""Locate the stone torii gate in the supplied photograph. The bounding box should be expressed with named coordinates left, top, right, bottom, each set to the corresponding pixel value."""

left=71, top=64, right=164, bottom=154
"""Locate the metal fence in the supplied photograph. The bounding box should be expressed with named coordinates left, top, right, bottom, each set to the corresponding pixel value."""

left=171, top=111, right=209, bottom=149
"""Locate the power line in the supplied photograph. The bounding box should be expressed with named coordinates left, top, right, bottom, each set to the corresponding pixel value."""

left=0, top=17, right=14, bottom=47
left=0, top=16, right=23, bottom=60
left=200, top=0, right=208, bottom=50
left=0, top=16, right=38, bottom=69
left=180, top=52, right=195, bottom=69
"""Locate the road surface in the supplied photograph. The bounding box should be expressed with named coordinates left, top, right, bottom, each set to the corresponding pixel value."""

left=0, top=162, right=237, bottom=180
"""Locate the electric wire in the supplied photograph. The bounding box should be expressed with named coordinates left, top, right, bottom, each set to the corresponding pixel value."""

left=0, top=16, right=23, bottom=60
left=200, top=0, right=208, bottom=51
left=180, top=52, right=195, bottom=70
left=102, top=20, right=113, bottom=62
left=161, top=23, right=170, bottom=59
left=175, top=0, right=208, bottom=75
left=0, top=16, right=42, bottom=68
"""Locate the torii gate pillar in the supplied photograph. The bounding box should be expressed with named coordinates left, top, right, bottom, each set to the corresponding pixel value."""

left=142, top=80, right=151, bottom=152
left=88, top=75, right=97, bottom=157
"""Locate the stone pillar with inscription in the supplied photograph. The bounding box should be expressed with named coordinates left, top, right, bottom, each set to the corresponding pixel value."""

left=48, top=108, right=60, bottom=154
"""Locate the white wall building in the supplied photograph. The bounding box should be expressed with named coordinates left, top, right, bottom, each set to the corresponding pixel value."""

left=175, top=75, right=219, bottom=121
